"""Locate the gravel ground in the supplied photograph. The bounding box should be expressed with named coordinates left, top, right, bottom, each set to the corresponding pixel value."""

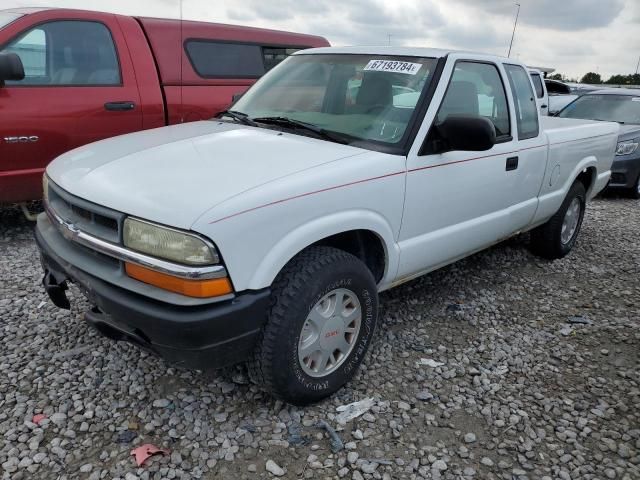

left=0, top=197, right=638, bottom=480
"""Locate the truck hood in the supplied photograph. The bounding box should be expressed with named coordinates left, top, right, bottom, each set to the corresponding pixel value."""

left=47, top=121, right=366, bottom=229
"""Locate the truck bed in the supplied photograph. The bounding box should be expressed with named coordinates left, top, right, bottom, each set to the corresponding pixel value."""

left=533, top=116, right=619, bottom=223
left=542, top=116, right=619, bottom=145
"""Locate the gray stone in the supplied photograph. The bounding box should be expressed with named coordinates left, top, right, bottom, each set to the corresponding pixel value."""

left=464, top=432, right=477, bottom=443
left=265, top=460, right=285, bottom=476
left=432, top=460, right=447, bottom=471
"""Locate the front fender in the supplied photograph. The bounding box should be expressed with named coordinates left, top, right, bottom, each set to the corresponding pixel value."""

left=247, top=210, right=399, bottom=291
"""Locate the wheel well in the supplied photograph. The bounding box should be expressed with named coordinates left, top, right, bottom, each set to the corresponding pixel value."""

left=312, top=230, right=386, bottom=282
left=576, top=167, right=596, bottom=195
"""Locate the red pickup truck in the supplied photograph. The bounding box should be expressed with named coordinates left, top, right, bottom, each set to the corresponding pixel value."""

left=0, top=8, right=328, bottom=205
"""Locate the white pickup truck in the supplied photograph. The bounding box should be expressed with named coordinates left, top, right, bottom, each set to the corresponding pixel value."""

left=36, top=47, right=618, bottom=405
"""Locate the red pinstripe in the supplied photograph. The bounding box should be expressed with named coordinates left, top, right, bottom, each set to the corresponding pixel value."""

left=209, top=143, right=549, bottom=223
left=209, top=170, right=405, bottom=224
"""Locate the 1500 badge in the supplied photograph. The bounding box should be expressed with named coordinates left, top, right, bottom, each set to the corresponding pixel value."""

left=4, top=136, right=39, bottom=144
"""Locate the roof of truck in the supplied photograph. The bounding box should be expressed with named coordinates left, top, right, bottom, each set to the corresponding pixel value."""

left=1, top=8, right=326, bottom=43
left=295, top=45, right=514, bottom=62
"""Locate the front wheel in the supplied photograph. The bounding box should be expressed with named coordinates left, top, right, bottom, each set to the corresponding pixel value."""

left=530, top=181, right=586, bottom=259
left=249, top=246, right=379, bottom=405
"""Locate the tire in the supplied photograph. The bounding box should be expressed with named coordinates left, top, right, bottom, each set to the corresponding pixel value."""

left=530, top=181, right=586, bottom=259
left=629, top=174, right=640, bottom=200
left=248, top=246, right=378, bottom=406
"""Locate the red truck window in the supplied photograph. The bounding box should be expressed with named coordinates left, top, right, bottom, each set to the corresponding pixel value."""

left=2, top=20, right=121, bottom=86
left=185, top=40, right=301, bottom=79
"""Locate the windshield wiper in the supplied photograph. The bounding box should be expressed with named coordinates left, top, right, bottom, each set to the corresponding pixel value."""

left=217, top=110, right=259, bottom=127
left=251, top=116, right=351, bottom=145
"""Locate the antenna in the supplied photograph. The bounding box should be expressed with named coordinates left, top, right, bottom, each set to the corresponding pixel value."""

left=507, top=3, right=520, bottom=58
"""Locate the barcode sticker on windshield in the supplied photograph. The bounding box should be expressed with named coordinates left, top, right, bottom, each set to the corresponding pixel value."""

left=364, top=60, right=422, bottom=75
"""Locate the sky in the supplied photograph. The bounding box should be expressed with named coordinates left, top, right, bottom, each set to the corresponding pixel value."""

left=4, top=0, right=640, bottom=80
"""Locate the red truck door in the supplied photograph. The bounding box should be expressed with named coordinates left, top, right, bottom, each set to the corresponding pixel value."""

left=0, top=12, right=142, bottom=202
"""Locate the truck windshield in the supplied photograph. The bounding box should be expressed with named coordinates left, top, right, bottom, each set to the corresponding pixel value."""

left=230, top=54, right=438, bottom=151
left=558, top=94, right=640, bottom=125
left=0, top=12, right=23, bottom=29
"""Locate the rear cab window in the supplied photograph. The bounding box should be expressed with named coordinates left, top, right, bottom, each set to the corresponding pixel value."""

left=1, top=20, right=121, bottom=86
left=505, top=64, right=539, bottom=140
left=185, top=40, right=302, bottom=78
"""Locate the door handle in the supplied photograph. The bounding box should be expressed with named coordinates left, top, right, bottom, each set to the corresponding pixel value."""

left=541, top=104, right=548, bottom=108
left=104, top=101, right=135, bottom=111
left=506, top=156, right=519, bottom=171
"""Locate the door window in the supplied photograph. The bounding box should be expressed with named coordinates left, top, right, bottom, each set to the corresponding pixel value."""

left=436, top=61, right=511, bottom=139
left=1, top=20, right=121, bottom=86
left=530, top=73, right=544, bottom=98
left=505, top=65, right=539, bottom=139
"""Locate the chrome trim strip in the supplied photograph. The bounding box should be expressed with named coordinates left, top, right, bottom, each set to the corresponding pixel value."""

left=45, top=205, right=227, bottom=280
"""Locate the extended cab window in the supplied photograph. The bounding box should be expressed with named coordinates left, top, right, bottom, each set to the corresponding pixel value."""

left=505, top=65, right=539, bottom=140
left=530, top=73, right=544, bottom=98
left=436, top=61, right=510, bottom=139
left=1, top=20, right=121, bottom=86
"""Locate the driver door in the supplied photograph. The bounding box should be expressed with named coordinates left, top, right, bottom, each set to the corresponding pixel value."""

left=397, top=60, right=518, bottom=280
left=0, top=14, right=142, bottom=201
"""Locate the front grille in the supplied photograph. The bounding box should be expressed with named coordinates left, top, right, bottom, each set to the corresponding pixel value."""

left=47, top=182, right=123, bottom=244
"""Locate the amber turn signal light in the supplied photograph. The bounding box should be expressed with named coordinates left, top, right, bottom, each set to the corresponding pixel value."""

left=125, top=263, right=233, bottom=298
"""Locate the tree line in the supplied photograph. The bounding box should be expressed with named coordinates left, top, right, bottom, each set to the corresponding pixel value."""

left=548, top=72, right=640, bottom=85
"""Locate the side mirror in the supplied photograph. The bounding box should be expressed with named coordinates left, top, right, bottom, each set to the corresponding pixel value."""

left=425, top=115, right=496, bottom=154
left=0, top=53, right=25, bottom=86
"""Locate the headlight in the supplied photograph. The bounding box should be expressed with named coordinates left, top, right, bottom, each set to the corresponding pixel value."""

left=616, top=139, right=639, bottom=156
left=123, top=217, right=219, bottom=265
left=42, top=174, right=49, bottom=205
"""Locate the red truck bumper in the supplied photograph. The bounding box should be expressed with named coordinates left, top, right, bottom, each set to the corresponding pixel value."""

left=0, top=167, right=44, bottom=203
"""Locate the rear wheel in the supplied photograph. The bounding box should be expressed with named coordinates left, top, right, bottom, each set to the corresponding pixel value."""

left=249, top=246, right=378, bottom=405
left=530, top=181, right=586, bottom=259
